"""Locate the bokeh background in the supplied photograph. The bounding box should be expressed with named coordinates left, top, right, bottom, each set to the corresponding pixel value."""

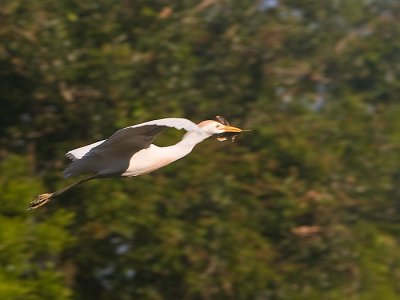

left=2, top=0, right=400, bottom=299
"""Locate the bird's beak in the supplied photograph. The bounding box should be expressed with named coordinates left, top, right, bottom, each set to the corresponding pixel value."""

left=217, top=124, right=250, bottom=142
left=221, top=125, right=243, bottom=133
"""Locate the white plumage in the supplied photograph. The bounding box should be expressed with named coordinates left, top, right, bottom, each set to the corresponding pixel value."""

left=66, top=118, right=199, bottom=161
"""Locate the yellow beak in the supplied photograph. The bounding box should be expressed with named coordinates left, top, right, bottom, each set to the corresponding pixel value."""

left=221, top=125, right=243, bottom=133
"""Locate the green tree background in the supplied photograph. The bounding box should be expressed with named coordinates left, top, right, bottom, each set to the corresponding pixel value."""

left=1, top=0, right=400, bottom=299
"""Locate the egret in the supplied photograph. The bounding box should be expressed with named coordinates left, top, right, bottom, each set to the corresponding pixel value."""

left=28, top=116, right=246, bottom=209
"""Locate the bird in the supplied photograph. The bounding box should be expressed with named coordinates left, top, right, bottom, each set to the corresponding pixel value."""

left=28, top=116, right=246, bottom=209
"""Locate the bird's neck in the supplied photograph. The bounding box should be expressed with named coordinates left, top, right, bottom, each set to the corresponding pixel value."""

left=155, top=130, right=210, bottom=165
left=178, top=130, right=210, bottom=149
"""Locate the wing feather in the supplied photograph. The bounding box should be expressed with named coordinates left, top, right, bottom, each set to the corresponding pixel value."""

left=66, top=118, right=198, bottom=160
left=63, top=118, right=199, bottom=177
left=126, top=118, right=199, bottom=132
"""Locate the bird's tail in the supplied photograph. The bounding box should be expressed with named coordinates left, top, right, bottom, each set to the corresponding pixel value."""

left=27, top=193, right=54, bottom=210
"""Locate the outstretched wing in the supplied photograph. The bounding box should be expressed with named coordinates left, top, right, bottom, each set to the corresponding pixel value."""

left=66, top=118, right=198, bottom=160
left=63, top=118, right=198, bottom=178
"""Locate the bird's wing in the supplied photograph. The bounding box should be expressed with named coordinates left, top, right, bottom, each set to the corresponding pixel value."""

left=66, top=118, right=198, bottom=161
left=65, top=140, right=105, bottom=161
left=126, top=118, right=199, bottom=132
left=63, top=118, right=199, bottom=177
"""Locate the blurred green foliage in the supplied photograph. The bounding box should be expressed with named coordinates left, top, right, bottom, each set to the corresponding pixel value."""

left=1, top=0, right=400, bottom=299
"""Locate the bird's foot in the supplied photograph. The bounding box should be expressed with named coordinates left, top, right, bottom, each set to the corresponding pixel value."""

left=27, top=193, right=54, bottom=210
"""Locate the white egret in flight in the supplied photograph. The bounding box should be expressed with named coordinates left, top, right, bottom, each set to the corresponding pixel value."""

left=29, top=116, right=246, bottom=209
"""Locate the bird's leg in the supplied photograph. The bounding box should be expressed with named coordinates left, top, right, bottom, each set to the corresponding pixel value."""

left=28, top=174, right=97, bottom=210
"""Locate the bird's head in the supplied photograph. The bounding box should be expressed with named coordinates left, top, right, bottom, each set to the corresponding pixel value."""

left=197, top=117, right=245, bottom=141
